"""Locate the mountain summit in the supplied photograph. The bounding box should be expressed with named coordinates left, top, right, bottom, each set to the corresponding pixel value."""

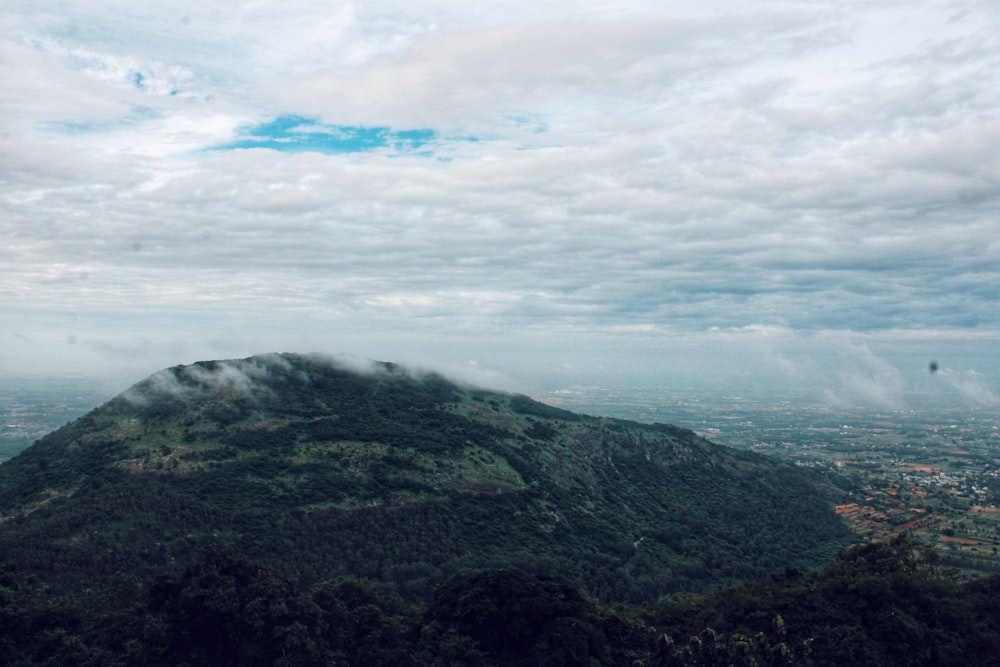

left=0, top=353, right=853, bottom=602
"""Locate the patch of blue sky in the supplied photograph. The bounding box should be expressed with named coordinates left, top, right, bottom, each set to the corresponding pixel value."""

left=131, top=71, right=176, bottom=94
left=217, top=115, right=444, bottom=155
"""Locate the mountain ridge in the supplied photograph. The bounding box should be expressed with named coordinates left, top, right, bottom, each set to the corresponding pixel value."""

left=0, top=352, right=855, bottom=603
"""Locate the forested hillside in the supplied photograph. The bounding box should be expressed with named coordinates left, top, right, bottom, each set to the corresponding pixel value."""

left=3, top=355, right=997, bottom=664
left=0, top=353, right=854, bottom=605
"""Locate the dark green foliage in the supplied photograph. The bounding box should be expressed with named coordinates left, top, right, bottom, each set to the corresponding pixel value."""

left=3, top=539, right=1000, bottom=665
left=310, top=577, right=419, bottom=666
left=647, top=624, right=806, bottom=667
left=147, top=548, right=330, bottom=667
left=0, top=412, right=128, bottom=512
left=646, top=534, right=1000, bottom=667
left=427, top=568, right=607, bottom=666
left=0, top=565, right=37, bottom=664
left=0, top=567, right=162, bottom=667
left=524, top=419, right=558, bottom=440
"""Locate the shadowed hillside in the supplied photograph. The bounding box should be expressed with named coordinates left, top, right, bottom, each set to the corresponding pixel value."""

left=0, top=353, right=854, bottom=603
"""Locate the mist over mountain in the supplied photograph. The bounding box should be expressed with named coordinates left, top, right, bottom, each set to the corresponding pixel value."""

left=0, top=352, right=854, bottom=603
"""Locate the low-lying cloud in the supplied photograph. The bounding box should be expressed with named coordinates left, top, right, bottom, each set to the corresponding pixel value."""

left=936, top=368, right=1000, bottom=408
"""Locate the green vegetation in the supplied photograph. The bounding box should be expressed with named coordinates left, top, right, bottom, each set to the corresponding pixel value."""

left=2, top=536, right=1000, bottom=665
left=3, top=355, right=1000, bottom=662
left=0, top=354, right=854, bottom=605
left=645, top=533, right=1000, bottom=666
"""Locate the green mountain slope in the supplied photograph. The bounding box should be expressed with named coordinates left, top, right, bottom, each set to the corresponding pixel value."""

left=0, top=353, right=854, bottom=603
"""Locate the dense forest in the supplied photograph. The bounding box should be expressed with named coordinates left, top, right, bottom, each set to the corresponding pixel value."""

left=2, top=535, right=1000, bottom=665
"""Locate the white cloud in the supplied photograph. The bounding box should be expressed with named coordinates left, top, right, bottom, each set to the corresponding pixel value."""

left=0, top=0, right=998, bottom=402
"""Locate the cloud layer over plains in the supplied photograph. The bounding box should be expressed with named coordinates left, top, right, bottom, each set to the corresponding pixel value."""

left=2, top=1, right=999, bottom=402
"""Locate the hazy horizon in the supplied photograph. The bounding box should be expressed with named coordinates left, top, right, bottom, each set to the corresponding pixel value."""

left=2, top=341, right=997, bottom=415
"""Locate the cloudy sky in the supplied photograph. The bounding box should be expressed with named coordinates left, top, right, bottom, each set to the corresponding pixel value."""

left=3, top=0, right=999, bottom=405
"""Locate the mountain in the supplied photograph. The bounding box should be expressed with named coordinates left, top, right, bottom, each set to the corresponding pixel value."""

left=0, top=353, right=854, bottom=603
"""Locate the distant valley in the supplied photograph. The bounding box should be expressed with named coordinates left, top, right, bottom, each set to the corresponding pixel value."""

left=0, top=377, right=114, bottom=460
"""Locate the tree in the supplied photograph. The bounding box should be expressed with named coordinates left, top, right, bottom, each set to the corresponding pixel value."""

left=427, top=568, right=606, bottom=666
left=147, top=548, right=328, bottom=667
